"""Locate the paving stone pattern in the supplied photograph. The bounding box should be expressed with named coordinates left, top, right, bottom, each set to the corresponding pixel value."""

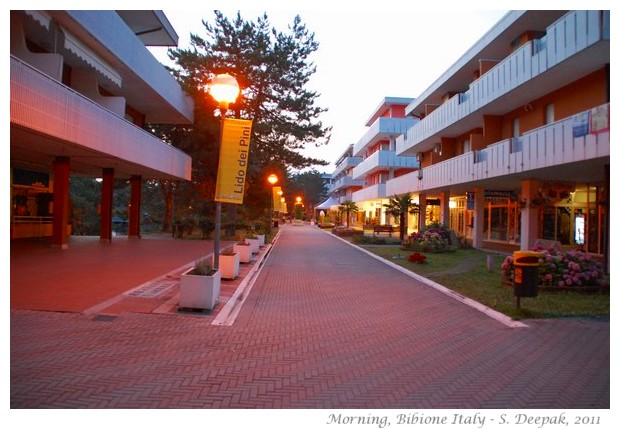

left=10, top=226, right=609, bottom=408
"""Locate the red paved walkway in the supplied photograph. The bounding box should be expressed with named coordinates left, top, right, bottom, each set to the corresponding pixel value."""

left=10, top=225, right=610, bottom=413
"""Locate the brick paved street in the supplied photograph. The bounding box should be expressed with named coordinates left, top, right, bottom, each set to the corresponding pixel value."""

left=10, top=225, right=609, bottom=414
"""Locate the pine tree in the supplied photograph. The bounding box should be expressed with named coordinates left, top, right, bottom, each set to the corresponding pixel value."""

left=168, top=11, right=331, bottom=170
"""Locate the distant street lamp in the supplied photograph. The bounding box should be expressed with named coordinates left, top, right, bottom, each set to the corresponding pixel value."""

left=267, top=174, right=278, bottom=186
left=295, top=196, right=304, bottom=220
left=209, top=73, right=240, bottom=270
left=267, top=174, right=279, bottom=227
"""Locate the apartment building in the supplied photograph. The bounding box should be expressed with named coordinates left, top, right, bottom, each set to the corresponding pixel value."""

left=387, top=10, right=609, bottom=263
left=326, top=144, right=363, bottom=203
left=346, top=97, right=419, bottom=225
left=10, top=10, right=194, bottom=248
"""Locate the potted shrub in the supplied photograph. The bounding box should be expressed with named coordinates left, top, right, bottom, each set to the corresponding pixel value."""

left=233, top=240, right=252, bottom=263
left=255, top=225, right=266, bottom=247
left=179, top=258, right=220, bottom=311
left=218, top=248, right=240, bottom=280
left=246, top=232, right=260, bottom=254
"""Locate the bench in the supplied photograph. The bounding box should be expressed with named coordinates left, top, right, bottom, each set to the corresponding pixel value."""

left=373, top=225, right=395, bottom=236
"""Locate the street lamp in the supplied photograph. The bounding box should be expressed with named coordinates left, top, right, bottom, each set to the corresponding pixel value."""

left=267, top=174, right=279, bottom=227
left=267, top=174, right=278, bottom=186
left=209, top=73, right=240, bottom=270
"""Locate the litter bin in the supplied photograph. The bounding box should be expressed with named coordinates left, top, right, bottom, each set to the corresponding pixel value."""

left=513, top=250, right=540, bottom=297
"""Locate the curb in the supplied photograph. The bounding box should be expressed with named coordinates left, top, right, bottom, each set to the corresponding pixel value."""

left=211, top=228, right=282, bottom=326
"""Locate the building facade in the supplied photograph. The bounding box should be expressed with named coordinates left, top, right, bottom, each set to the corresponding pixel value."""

left=10, top=10, right=194, bottom=248
left=348, top=97, right=419, bottom=226
left=388, top=10, right=609, bottom=264
left=326, top=10, right=609, bottom=267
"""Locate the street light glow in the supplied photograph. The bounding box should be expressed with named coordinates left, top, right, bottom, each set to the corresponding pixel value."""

left=209, top=73, right=240, bottom=105
left=267, top=174, right=278, bottom=185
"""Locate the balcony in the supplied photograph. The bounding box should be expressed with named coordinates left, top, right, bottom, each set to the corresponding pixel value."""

left=328, top=176, right=364, bottom=193
left=331, top=156, right=362, bottom=178
left=353, top=117, right=415, bottom=157
left=397, top=10, right=610, bottom=156
left=351, top=150, right=418, bottom=180
left=64, top=11, right=194, bottom=124
left=10, top=56, right=191, bottom=180
left=388, top=104, right=610, bottom=196
left=352, top=184, right=387, bottom=203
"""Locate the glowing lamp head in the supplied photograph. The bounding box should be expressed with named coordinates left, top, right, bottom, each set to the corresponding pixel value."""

left=296, top=196, right=302, bottom=203
left=267, top=174, right=278, bottom=185
left=209, top=73, right=240, bottom=105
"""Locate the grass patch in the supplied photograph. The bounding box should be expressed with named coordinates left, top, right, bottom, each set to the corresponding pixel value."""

left=361, top=245, right=609, bottom=320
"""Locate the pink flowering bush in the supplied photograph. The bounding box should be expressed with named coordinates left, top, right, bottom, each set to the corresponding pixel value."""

left=403, top=222, right=456, bottom=253
left=501, top=244, right=604, bottom=288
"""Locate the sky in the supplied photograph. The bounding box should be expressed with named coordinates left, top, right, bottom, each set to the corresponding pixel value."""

left=147, top=7, right=509, bottom=172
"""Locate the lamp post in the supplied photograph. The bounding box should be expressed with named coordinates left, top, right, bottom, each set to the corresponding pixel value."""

left=267, top=174, right=279, bottom=227
left=209, top=73, right=240, bottom=270
left=295, top=196, right=303, bottom=221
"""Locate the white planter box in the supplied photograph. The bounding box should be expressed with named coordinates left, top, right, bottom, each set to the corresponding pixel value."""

left=218, top=252, right=240, bottom=280
left=247, top=238, right=260, bottom=254
left=257, top=234, right=265, bottom=247
left=233, top=243, right=252, bottom=263
left=179, top=270, right=221, bottom=311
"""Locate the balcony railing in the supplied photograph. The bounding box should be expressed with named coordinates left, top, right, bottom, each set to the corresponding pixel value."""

left=397, top=10, right=609, bottom=156
left=328, top=176, right=365, bottom=193
left=331, top=156, right=362, bottom=178
left=352, top=183, right=386, bottom=203
left=354, top=117, right=415, bottom=157
left=10, top=56, right=191, bottom=180
left=387, top=104, right=610, bottom=196
left=351, top=150, right=418, bottom=180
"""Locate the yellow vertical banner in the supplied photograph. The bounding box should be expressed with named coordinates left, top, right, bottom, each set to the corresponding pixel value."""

left=272, top=186, right=282, bottom=212
left=215, top=118, right=253, bottom=204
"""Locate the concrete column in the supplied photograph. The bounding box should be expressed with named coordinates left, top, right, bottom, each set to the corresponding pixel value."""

left=520, top=179, right=542, bottom=250
left=99, top=168, right=114, bottom=242
left=440, top=191, right=450, bottom=225
left=417, top=193, right=427, bottom=231
left=51, top=157, right=70, bottom=249
left=472, top=187, right=485, bottom=248
left=128, top=175, right=142, bottom=238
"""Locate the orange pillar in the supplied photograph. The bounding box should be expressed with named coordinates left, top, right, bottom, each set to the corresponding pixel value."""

left=440, top=191, right=450, bottom=226
left=417, top=193, right=427, bottom=231
left=128, top=175, right=141, bottom=238
left=100, top=168, right=114, bottom=242
left=51, top=157, right=70, bottom=249
left=520, top=179, right=542, bottom=250
left=472, top=187, right=485, bottom=248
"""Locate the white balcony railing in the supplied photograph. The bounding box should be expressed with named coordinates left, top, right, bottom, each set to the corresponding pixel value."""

left=352, top=183, right=387, bottom=203
left=397, top=10, right=609, bottom=156
left=328, top=176, right=365, bottom=193
left=354, top=117, right=415, bottom=157
left=331, top=156, right=362, bottom=178
left=351, top=150, right=418, bottom=180
left=387, top=104, right=610, bottom=196
left=10, top=56, right=191, bottom=180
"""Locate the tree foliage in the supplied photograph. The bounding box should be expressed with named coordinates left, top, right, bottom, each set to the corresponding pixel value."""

left=339, top=200, right=359, bottom=227
left=383, top=193, right=420, bottom=241
left=287, top=169, right=327, bottom=210
left=167, top=11, right=331, bottom=171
